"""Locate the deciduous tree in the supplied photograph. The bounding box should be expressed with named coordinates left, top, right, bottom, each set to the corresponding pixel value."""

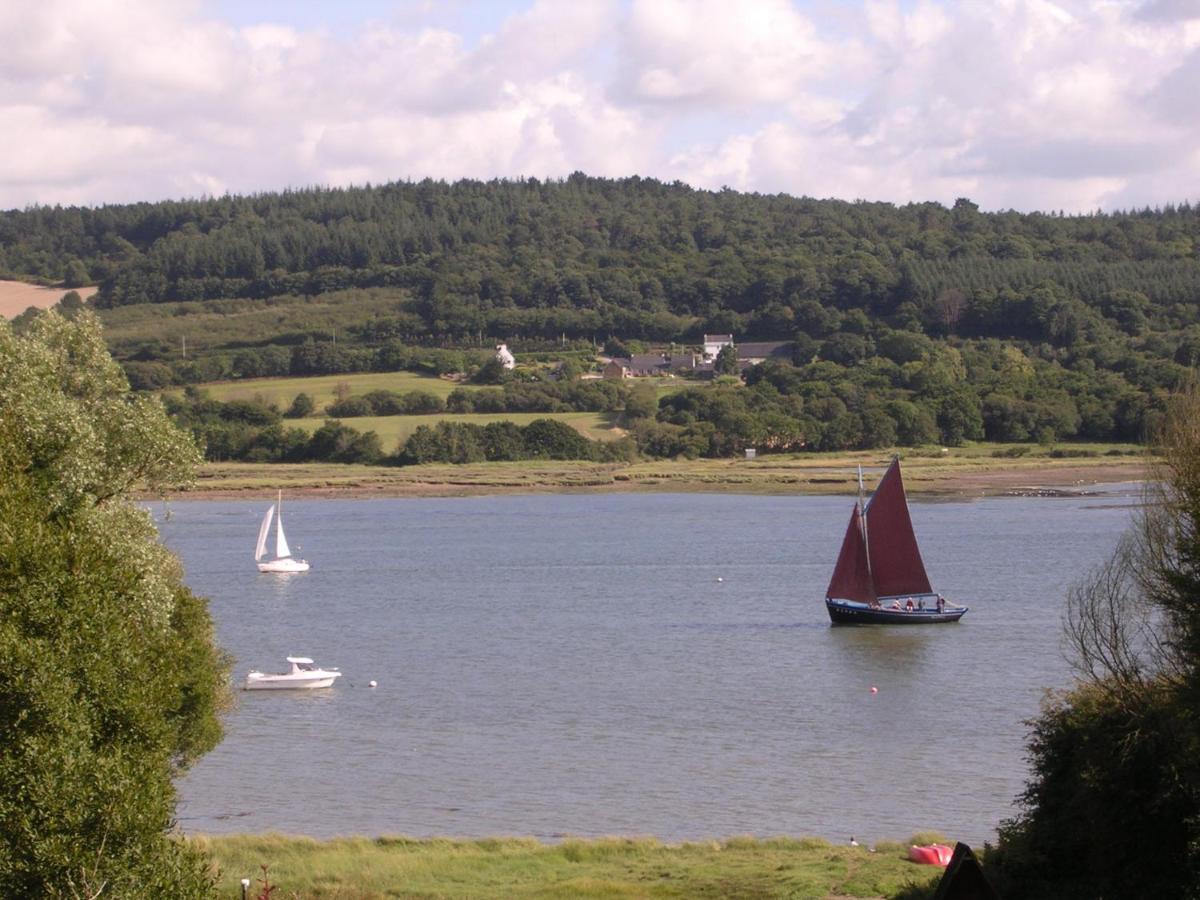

left=0, top=311, right=231, bottom=896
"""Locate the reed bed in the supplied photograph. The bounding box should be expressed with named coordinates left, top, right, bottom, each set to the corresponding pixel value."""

left=157, top=445, right=1148, bottom=501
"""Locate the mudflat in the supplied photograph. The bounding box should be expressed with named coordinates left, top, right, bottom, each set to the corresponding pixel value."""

left=150, top=454, right=1149, bottom=501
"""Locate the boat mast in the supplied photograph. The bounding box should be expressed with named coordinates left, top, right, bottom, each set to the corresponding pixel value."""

left=275, top=490, right=286, bottom=559
left=857, top=464, right=871, bottom=579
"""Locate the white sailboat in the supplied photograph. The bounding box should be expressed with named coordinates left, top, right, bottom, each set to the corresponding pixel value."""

left=255, top=491, right=310, bottom=573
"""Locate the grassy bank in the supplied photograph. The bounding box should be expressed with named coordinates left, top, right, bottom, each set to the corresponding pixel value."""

left=197, top=833, right=950, bottom=899
left=167, top=443, right=1149, bottom=500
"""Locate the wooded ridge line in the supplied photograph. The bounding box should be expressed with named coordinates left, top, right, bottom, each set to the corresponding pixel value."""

left=5, top=174, right=1197, bottom=458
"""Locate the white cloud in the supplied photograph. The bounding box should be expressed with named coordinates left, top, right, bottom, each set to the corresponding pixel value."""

left=617, top=0, right=833, bottom=107
left=0, top=0, right=1198, bottom=212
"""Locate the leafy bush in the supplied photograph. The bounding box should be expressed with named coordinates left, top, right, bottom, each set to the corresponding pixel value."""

left=0, top=311, right=229, bottom=896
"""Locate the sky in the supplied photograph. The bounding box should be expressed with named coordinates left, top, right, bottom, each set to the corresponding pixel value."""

left=3, top=0, right=1200, bottom=213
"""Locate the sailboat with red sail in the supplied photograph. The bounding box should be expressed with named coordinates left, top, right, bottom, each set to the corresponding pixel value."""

left=825, top=457, right=967, bottom=625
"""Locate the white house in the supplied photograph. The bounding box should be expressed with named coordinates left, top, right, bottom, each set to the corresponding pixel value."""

left=703, top=334, right=733, bottom=362
left=495, top=343, right=516, bottom=369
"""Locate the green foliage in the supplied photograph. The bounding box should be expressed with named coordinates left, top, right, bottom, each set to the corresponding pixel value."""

left=0, top=311, right=229, bottom=896
left=328, top=389, right=445, bottom=417
left=714, top=342, right=741, bottom=376
left=62, top=258, right=91, bottom=288
left=442, top=378, right=626, bottom=415
left=8, top=177, right=1194, bottom=457
left=285, top=391, right=316, bottom=418
left=395, top=417, right=611, bottom=465
left=471, top=356, right=508, bottom=385
left=623, top=383, right=659, bottom=420
left=166, top=389, right=383, bottom=463
left=986, top=390, right=1200, bottom=897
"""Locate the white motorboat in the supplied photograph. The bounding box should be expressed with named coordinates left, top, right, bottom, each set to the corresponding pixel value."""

left=244, top=656, right=342, bottom=690
left=255, top=491, right=310, bottom=573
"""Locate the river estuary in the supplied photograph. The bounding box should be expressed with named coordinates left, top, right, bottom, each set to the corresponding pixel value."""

left=159, top=488, right=1138, bottom=846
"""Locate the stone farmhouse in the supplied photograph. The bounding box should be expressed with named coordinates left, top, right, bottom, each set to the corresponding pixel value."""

left=603, top=338, right=793, bottom=379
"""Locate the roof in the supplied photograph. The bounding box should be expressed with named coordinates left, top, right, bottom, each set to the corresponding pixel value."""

left=627, top=353, right=672, bottom=373
left=610, top=353, right=697, bottom=374
left=703, top=333, right=733, bottom=343
left=286, top=656, right=314, bottom=664
left=737, top=341, right=793, bottom=360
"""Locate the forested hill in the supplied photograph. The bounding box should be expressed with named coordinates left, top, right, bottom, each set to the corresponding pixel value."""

left=2, top=174, right=1199, bottom=346
left=5, top=175, right=1200, bottom=453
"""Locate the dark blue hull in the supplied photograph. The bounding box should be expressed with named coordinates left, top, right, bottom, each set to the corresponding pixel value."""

left=826, top=598, right=967, bottom=625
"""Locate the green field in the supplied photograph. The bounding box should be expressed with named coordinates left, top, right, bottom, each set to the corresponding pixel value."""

left=197, top=833, right=950, bottom=899
left=181, top=372, right=688, bottom=415
left=99, top=290, right=409, bottom=356
left=174, top=371, right=472, bottom=411
left=291, top=411, right=623, bottom=448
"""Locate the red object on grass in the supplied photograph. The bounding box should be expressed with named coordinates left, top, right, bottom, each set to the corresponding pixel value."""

left=908, top=843, right=954, bottom=866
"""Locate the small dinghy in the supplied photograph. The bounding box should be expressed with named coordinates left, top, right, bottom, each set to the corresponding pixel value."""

left=244, top=656, right=341, bottom=690
left=908, top=843, right=954, bottom=866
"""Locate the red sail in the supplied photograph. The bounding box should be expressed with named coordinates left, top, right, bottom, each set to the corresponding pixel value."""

left=825, top=504, right=876, bottom=603
left=864, top=458, right=932, bottom=597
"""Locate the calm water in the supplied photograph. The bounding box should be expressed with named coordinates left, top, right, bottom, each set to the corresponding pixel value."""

left=158, top=488, right=1138, bottom=846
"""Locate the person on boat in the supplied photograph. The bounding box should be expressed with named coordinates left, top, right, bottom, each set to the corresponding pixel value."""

left=905, top=598, right=914, bottom=612
left=891, top=599, right=902, bottom=610
left=917, top=597, right=925, bottom=611
left=936, top=594, right=945, bottom=613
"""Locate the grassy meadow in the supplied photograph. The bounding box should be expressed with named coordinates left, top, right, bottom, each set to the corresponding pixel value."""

left=170, top=370, right=472, bottom=410
left=179, top=370, right=686, bottom=413
left=197, top=833, right=950, bottom=899
left=98, top=291, right=408, bottom=356
left=173, top=371, right=652, bottom=447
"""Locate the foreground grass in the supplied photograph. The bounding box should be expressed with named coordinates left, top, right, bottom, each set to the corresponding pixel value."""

left=197, top=834, right=949, bottom=899
left=170, top=442, right=1148, bottom=499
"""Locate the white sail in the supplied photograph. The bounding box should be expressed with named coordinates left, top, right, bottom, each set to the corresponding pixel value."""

left=256, top=491, right=309, bottom=572
left=255, top=505, right=275, bottom=561
left=275, top=507, right=292, bottom=559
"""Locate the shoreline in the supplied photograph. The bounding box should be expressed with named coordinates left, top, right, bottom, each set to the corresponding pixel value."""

left=144, top=455, right=1151, bottom=502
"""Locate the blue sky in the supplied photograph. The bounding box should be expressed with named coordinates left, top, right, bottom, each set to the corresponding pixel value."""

left=2, top=0, right=1198, bottom=212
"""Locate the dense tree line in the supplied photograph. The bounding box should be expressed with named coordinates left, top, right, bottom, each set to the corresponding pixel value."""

left=3, top=176, right=1197, bottom=341
left=165, top=388, right=627, bottom=465
left=165, top=389, right=385, bottom=464
left=397, top=419, right=636, bottom=465
left=5, top=175, right=1198, bottom=451
left=161, top=319, right=1180, bottom=462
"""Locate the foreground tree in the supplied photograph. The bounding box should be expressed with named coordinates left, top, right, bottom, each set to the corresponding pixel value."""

left=986, top=390, right=1200, bottom=898
left=0, top=311, right=231, bottom=897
